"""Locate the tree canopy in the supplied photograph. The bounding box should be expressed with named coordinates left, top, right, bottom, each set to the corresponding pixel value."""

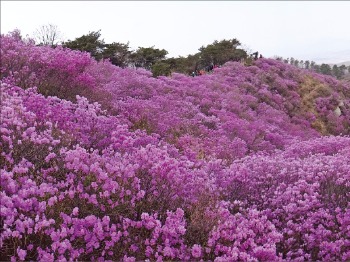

left=102, top=42, right=131, bottom=68
left=198, top=39, right=247, bottom=67
left=130, top=46, right=168, bottom=70
left=61, top=31, right=252, bottom=77
left=63, top=30, right=105, bottom=60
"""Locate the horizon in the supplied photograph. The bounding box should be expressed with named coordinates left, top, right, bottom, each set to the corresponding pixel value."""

left=1, top=1, right=350, bottom=64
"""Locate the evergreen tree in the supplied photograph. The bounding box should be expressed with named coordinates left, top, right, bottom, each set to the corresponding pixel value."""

left=198, top=39, right=247, bottom=67
left=305, top=60, right=310, bottom=69
left=102, top=42, right=131, bottom=68
left=63, top=30, right=105, bottom=60
left=129, top=46, right=168, bottom=70
left=319, top=63, right=332, bottom=75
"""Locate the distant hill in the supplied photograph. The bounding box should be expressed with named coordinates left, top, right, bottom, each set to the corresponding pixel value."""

left=327, top=61, right=350, bottom=67
left=336, top=61, right=350, bottom=66
left=310, top=49, right=350, bottom=64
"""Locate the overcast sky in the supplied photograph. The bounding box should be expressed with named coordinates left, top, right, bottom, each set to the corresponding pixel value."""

left=2, top=1, right=350, bottom=63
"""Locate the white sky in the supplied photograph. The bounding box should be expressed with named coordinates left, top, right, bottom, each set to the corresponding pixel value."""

left=1, top=1, right=350, bottom=63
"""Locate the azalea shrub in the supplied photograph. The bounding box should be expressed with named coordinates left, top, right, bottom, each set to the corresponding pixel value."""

left=1, top=31, right=350, bottom=261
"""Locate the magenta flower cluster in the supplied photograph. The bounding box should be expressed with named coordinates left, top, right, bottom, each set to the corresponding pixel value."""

left=1, top=31, right=350, bottom=261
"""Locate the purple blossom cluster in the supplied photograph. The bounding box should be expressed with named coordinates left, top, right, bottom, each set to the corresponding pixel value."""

left=1, top=31, right=350, bottom=261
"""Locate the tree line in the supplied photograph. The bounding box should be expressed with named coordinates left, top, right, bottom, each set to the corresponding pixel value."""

left=33, top=24, right=349, bottom=79
left=274, top=56, right=350, bottom=80
left=33, top=25, right=248, bottom=77
left=62, top=31, right=248, bottom=77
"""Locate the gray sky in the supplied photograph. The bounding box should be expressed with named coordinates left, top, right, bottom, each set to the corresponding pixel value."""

left=1, top=1, right=350, bottom=64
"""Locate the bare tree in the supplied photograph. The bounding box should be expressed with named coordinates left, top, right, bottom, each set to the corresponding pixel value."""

left=33, top=24, right=63, bottom=47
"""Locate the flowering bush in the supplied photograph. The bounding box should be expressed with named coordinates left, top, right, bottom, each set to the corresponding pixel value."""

left=1, top=31, right=350, bottom=261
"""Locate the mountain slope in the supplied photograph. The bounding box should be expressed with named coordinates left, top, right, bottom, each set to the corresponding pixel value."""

left=1, top=32, right=350, bottom=261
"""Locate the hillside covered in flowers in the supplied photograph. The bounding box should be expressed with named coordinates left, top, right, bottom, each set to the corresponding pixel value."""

left=1, top=31, right=350, bottom=261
